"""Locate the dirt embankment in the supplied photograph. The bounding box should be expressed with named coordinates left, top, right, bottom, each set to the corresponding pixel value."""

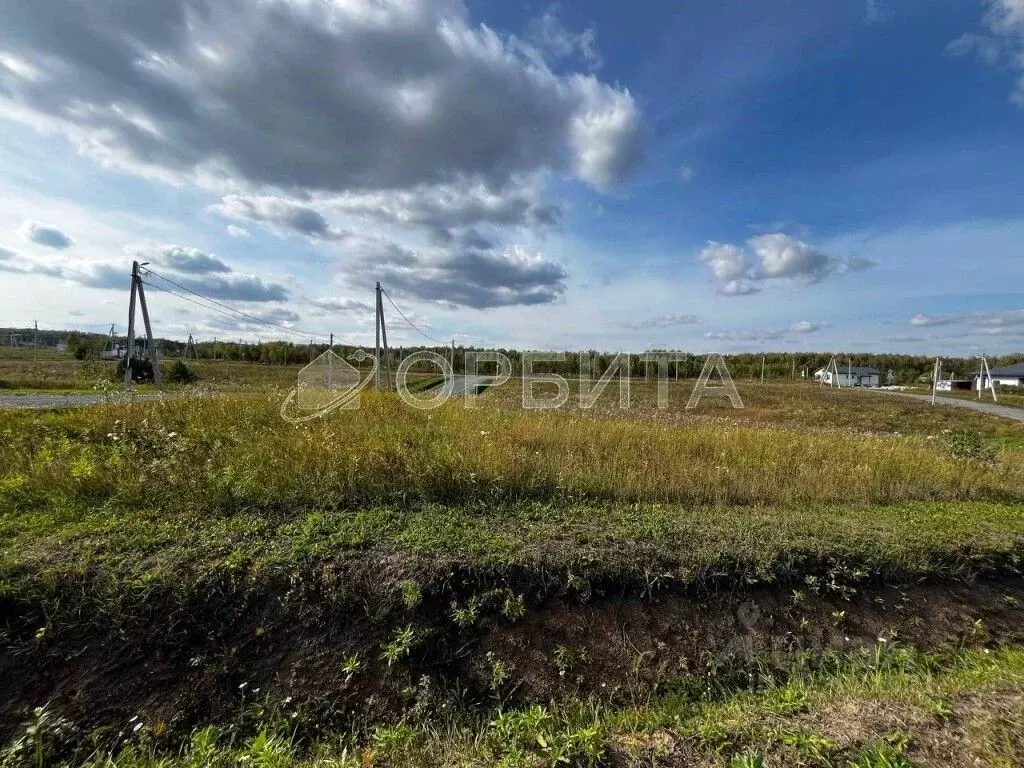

left=2, top=555, right=1023, bottom=748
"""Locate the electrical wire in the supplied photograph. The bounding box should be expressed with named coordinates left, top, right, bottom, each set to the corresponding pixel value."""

left=140, top=279, right=322, bottom=342
left=380, top=287, right=448, bottom=346
left=140, top=267, right=332, bottom=340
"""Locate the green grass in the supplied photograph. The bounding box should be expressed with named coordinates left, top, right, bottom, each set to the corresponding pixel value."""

left=2, top=393, right=1021, bottom=516
left=1, top=391, right=1021, bottom=594
left=5, top=644, right=1021, bottom=767
left=2, top=386, right=1022, bottom=767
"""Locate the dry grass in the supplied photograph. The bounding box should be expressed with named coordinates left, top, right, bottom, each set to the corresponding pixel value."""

left=482, top=378, right=1024, bottom=439
left=1, top=391, right=1021, bottom=512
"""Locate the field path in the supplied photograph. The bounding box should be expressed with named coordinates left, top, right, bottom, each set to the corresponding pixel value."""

left=868, top=388, right=1024, bottom=422
left=0, top=393, right=160, bottom=409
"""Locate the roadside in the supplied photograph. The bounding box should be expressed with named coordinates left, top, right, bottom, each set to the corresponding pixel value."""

left=868, top=387, right=1024, bottom=422
left=0, top=393, right=162, bottom=409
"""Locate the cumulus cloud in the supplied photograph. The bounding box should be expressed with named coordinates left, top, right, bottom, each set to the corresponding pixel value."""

left=697, top=233, right=874, bottom=296
left=215, top=196, right=343, bottom=240
left=623, top=313, right=699, bottom=330
left=949, top=0, right=1024, bottom=105
left=342, top=239, right=567, bottom=308
left=19, top=220, right=74, bottom=249
left=0, top=0, right=641, bottom=193
left=326, top=178, right=562, bottom=243
left=749, top=234, right=834, bottom=282
left=128, top=244, right=232, bottom=275
left=226, top=225, right=251, bottom=238
left=70, top=256, right=289, bottom=302
left=698, top=242, right=749, bottom=282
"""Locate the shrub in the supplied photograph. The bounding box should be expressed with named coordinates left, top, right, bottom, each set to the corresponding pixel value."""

left=945, top=429, right=997, bottom=465
left=165, top=359, right=199, bottom=384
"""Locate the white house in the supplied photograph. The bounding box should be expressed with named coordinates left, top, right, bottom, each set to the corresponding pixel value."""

left=974, top=363, right=1024, bottom=390
left=813, top=365, right=880, bottom=388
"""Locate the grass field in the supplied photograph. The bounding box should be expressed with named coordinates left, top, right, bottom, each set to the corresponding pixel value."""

left=1, top=370, right=1023, bottom=766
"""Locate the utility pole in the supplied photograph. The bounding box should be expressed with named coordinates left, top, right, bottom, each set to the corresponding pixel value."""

left=123, top=260, right=163, bottom=391
left=931, top=357, right=941, bottom=405
left=760, top=355, right=765, bottom=383
left=451, top=339, right=455, bottom=373
left=375, top=283, right=382, bottom=390
left=978, top=356, right=998, bottom=402
left=380, top=291, right=392, bottom=392
left=33, top=320, right=38, bottom=359
left=328, top=332, right=333, bottom=390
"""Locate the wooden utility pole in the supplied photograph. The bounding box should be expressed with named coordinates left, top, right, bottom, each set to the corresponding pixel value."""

left=931, top=358, right=941, bottom=405
left=760, top=355, right=765, bottom=383
left=978, top=356, right=998, bottom=402
left=374, top=283, right=382, bottom=390
left=379, top=291, right=392, bottom=392
left=451, top=339, right=455, bottom=373
left=328, top=332, right=333, bottom=390
left=33, top=320, right=38, bottom=359
left=123, top=260, right=164, bottom=391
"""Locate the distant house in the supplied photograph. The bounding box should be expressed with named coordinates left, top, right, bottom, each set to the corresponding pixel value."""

left=974, top=363, right=1024, bottom=390
left=936, top=378, right=972, bottom=391
left=813, top=365, right=880, bottom=388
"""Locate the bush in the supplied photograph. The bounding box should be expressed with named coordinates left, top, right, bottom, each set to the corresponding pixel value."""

left=165, top=359, right=199, bottom=384
left=115, top=357, right=154, bottom=383
left=945, top=429, right=997, bottom=465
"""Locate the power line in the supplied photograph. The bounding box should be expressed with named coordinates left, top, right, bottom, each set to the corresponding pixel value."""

left=140, top=279, right=323, bottom=342
left=140, top=267, right=332, bottom=340
left=380, top=287, right=448, bottom=346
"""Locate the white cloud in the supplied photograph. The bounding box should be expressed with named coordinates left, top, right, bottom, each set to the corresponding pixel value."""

left=126, top=243, right=231, bottom=275
left=697, top=242, right=749, bottom=281
left=19, top=220, right=74, bottom=249
left=529, top=7, right=603, bottom=70
left=718, top=279, right=761, bottom=297
left=697, top=233, right=875, bottom=296
left=911, top=309, right=1024, bottom=328
left=749, top=233, right=834, bottom=282
left=949, top=0, right=1024, bottom=105
left=791, top=320, right=825, bottom=333
left=226, top=225, right=250, bottom=238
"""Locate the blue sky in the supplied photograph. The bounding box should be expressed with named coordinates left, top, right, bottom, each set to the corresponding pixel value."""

left=0, top=0, right=1022, bottom=354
